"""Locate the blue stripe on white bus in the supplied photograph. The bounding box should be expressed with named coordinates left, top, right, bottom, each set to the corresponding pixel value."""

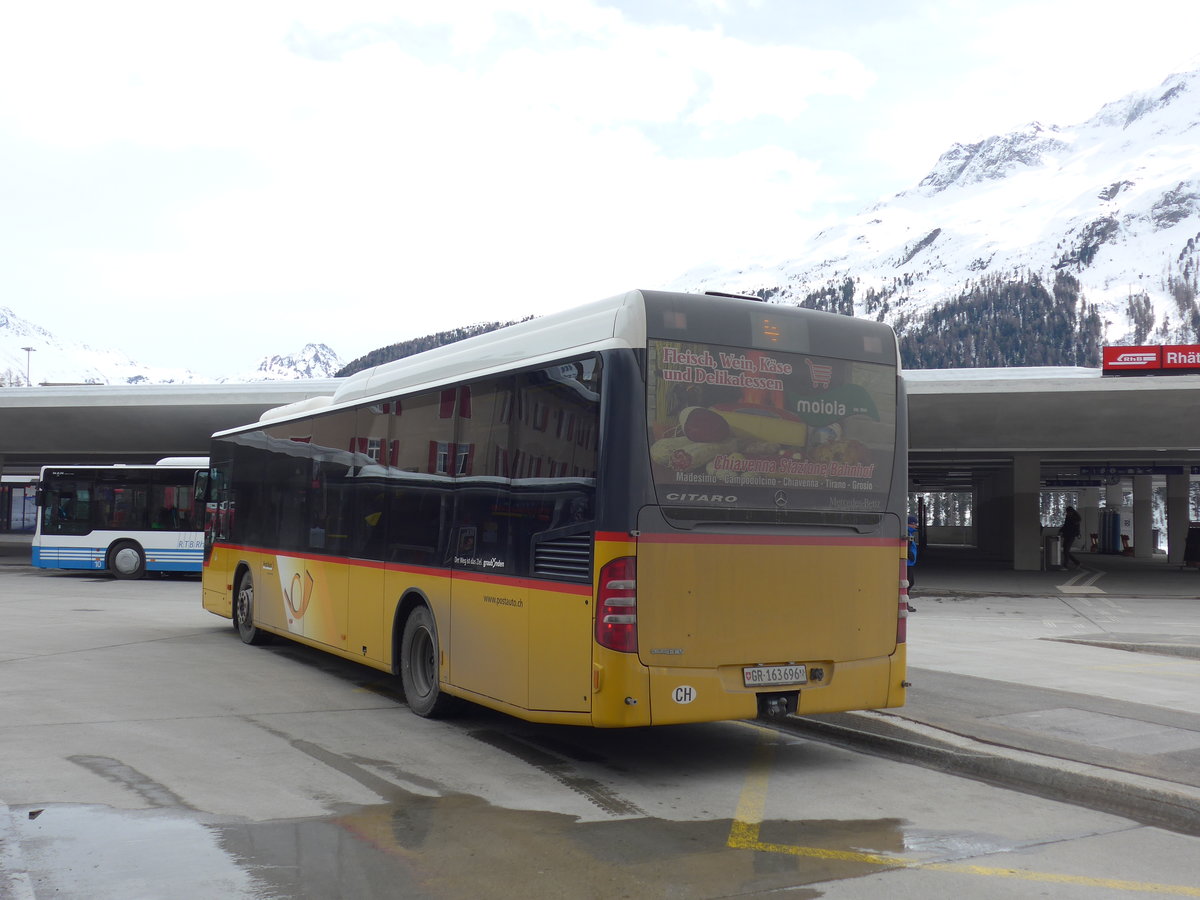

left=32, top=546, right=202, bottom=571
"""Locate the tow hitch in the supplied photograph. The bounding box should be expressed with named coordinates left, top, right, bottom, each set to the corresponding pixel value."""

left=757, top=691, right=799, bottom=719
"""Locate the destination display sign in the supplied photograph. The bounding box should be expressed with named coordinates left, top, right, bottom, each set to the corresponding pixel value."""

left=1102, top=344, right=1200, bottom=374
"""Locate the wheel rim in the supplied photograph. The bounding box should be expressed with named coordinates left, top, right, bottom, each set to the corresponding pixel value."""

left=410, top=626, right=435, bottom=696
left=237, top=581, right=253, bottom=630
left=113, top=547, right=141, bottom=575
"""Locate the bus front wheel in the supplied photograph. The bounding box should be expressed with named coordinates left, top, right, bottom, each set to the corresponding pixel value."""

left=400, top=606, right=455, bottom=718
left=108, top=541, right=146, bottom=580
left=234, top=571, right=270, bottom=645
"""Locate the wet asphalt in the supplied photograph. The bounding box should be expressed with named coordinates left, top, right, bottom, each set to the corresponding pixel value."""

left=4, top=534, right=1199, bottom=838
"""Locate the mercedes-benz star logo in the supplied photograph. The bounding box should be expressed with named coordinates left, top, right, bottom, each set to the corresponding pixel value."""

left=774, top=490, right=788, bottom=508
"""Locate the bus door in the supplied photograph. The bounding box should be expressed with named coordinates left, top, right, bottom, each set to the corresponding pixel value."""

left=285, top=449, right=349, bottom=651
left=448, top=493, right=529, bottom=708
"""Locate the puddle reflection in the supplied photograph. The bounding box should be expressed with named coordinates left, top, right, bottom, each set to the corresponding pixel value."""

left=11, top=796, right=963, bottom=899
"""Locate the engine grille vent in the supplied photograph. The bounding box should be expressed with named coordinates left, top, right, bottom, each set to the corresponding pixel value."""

left=532, top=534, right=592, bottom=582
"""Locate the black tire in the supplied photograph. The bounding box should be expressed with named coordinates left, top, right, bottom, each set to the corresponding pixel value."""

left=234, top=570, right=271, bottom=645
left=400, top=606, right=455, bottom=717
left=108, top=540, right=146, bottom=580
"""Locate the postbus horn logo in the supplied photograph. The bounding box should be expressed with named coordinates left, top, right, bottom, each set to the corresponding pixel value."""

left=285, top=570, right=314, bottom=620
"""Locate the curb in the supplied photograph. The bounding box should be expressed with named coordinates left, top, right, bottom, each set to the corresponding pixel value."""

left=0, top=803, right=36, bottom=900
left=1050, top=637, right=1200, bottom=661
left=782, top=711, right=1200, bottom=838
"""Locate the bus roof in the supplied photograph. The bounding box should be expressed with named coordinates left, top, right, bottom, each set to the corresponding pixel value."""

left=38, top=459, right=209, bottom=476
left=227, top=289, right=899, bottom=437
left=231, top=289, right=652, bottom=435
left=331, top=290, right=649, bottom=408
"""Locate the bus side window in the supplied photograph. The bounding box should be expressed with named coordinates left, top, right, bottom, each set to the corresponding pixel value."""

left=450, top=489, right=512, bottom=573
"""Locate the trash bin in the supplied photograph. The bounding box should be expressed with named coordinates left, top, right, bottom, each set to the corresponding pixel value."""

left=1185, top=524, right=1200, bottom=568
left=1099, top=508, right=1121, bottom=554
left=1044, top=534, right=1062, bottom=570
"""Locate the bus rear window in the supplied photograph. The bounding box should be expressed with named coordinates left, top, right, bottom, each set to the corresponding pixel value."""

left=646, top=339, right=896, bottom=513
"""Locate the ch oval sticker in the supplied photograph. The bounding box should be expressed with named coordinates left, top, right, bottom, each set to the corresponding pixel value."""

left=673, top=685, right=697, bottom=705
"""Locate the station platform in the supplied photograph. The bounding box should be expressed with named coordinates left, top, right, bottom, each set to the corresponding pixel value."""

left=913, top=543, right=1200, bottom=599
left=794, top=543, right=1200, bottom=837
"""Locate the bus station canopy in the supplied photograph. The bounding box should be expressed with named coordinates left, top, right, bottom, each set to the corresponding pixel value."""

left=0, top=380, right=341, bottom=474
left=1, top=368, right=1199, bottom=488
left=904, top=367, right=1200, bottom=491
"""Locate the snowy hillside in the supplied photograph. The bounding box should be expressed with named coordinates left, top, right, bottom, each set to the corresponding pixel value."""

left=219, top=344, right=345, bottom=383
left=0, top=306, right=342, bottom=385
left=675, top=66, right=1200, bottom=348
left=0, top=306, right=202, bottom=385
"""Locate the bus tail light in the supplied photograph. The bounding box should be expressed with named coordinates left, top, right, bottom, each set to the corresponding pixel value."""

left=596, top=556, right=637, bottom=653
left=897, top=562, right=909, bottom=643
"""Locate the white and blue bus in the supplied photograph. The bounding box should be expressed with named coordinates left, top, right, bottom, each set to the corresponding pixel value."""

left=33, top=457, right=208, bottom=578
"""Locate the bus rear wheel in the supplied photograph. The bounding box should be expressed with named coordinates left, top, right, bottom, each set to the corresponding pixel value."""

left=234, top=571, right=270, bottom=645
left=400, top=606, right=455, bottom=718
left=108, top=541, right=146, bottom=580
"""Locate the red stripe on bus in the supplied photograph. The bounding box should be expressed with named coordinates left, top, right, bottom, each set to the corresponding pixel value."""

left=595, top=531, right=632, bottom=543
left=212, top=543, right=593, bottom=594
left=216, top=543, right=402, bottom=572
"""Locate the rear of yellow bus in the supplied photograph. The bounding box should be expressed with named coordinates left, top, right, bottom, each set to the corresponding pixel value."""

left=590, top=292, right=908, bottom=727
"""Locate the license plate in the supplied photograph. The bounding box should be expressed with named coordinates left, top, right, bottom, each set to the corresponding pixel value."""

left=743, top=664, right=807, bottom=687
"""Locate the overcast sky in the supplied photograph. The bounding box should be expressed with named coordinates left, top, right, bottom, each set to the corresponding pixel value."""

left=3, top=0, right=1199, bottom=377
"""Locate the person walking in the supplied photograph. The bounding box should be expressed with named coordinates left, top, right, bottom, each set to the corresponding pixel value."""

left=1059, top=505, right=1082, bottom=568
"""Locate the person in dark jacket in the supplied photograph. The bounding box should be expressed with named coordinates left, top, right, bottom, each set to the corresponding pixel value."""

left=1060, top=506, right=1082, bottom=568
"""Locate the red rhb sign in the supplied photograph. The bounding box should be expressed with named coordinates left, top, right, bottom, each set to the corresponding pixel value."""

left=1102, top=346, right=1161, bottom=371
left=1102, top=344, right=1200, bottom=374
left=1162, top=345, right=1200, bottom=369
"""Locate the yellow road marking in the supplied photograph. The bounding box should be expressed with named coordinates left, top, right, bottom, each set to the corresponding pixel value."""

left=729, top=726, right=1200, bottom=896
left=728, top=725, right=775, bottom=847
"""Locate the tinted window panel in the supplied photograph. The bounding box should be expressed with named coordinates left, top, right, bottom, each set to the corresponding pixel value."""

left=262, top=422, right=314, bottom=553
left=646, top=339, right=896, bottom=513
left=42, top=480, right=94, bottom=535
left=307, top=409, right=359, bottom=557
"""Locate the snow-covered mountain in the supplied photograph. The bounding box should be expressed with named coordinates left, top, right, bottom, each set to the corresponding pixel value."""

left=8, top=68, right=1200, bottom=381
left=0, top=306, right=343, bottom=385
left=675, top=66, right=1200, bottom=348
left=220, top=344, right=345, bottom=383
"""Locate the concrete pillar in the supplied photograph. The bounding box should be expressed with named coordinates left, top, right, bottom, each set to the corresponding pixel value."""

left=1013, top=454, right=1041, bottom=571
left=1132, top=474, right=1153, bottom=558
left=975, top=472, right=1009, bottom=559
left=1166, top=474, right=1190, bottom=565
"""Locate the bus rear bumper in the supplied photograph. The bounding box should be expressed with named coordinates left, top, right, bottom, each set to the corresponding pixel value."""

left=643, top=652, right=904, bottom=725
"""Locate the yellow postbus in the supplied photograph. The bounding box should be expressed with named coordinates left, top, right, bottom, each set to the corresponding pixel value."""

left=201, top=289, right=909, bottom=726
